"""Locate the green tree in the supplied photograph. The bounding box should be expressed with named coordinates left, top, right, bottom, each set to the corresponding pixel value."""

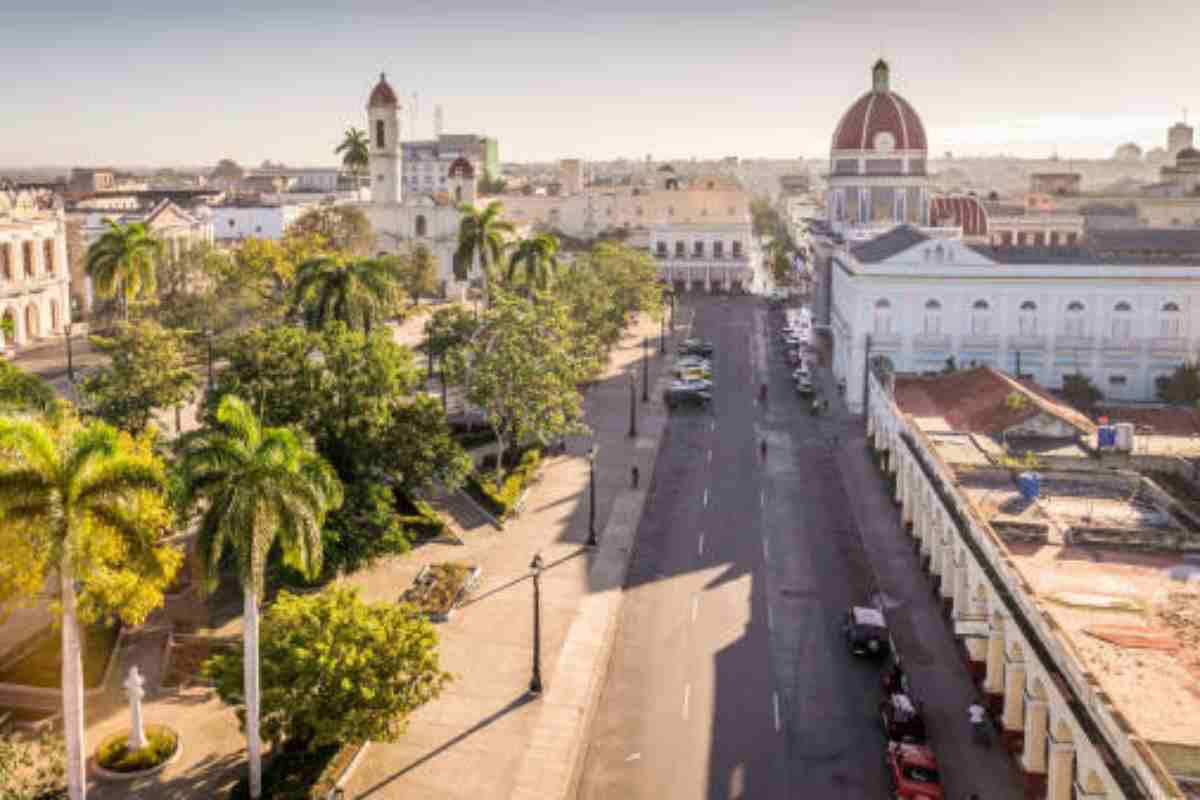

left=286, top=206, right=374, bottom=257
left=81, top=321, right=196, bottom=434
left=1062, top=373, right=1102, bottom=414
left=334, top=127, right=370, bottom=198
left=765, top=236, right=795, bottom=286
left=203, top=587, right=450, bottom=751
left=453, top=201, right=514, bottom=286
left=505, top=233, right=560, bottom=291
left=291, top=256, right=402, bottom=332
left=447, top=290, right=585, bottom=476
left=750, top=198, right=785, bottom=237
left=176, top=395, right=343, bottom=800
left=84, top=221, right=163, bottom=321
left=0, top=415, right=180, bottom=800
left=389, top=245, right=439, bottom=308
left=1155, top=361, right=1200, bottom=406
left=0, top=361, right=56, bottom=415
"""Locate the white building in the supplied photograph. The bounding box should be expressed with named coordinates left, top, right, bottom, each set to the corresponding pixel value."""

left=830, top=226, right=1200, bottom=413
left=247, top=166, right=342, bottom=193
left=211, top=203, right=310, bottom=243
left=401, top=133, right=498, bottom=197
left=649, top=222, right=761, bottom=293
left=0, top=200, right=71, bottom=349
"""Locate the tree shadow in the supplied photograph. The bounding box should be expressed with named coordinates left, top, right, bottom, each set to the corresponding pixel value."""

left=89, top=749, right=244, bottom=799
left=457, top=547, right=589, bottom=610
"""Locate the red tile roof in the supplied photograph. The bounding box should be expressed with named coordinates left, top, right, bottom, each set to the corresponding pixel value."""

left=368, top=72, right=398, bottom=107
left=1098, top=406, right=1200, bottom=436
left=832, top=91, right=927, bottom=152
left=894, top=367, right=1096, bottom=437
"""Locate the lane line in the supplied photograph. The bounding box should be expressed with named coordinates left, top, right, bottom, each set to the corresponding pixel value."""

left=698, top=534, right=705, bottom=556
left=773, top=692, right=781, bottom=732
left=767, top=605, right=774, bottom=632
left=707, top=449, right=712, bottom=464
left=710, top=420, right=715, bottom=432
left=683, top=683, right=692, bottom=721
left=691, top=596, right=699, bottom=624
left=760, top=488, right=766, bottom=507
left=763, top=538, right=770, bottom=561
left=703, top=488, right=709, bottom=507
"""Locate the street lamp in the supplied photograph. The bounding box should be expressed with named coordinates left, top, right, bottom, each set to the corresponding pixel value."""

left=64, top=322, right=75, bottom=383
left=628, top=373, right=637, bottom=438
left=586, top=444, right=599, bottom=547
left=529, top=552, right=545, bottom=696
left=642, top=337, right=649, bottom=402
left=660, top=312, right=666, bottom=354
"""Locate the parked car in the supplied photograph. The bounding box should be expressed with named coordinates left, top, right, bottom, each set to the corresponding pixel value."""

left=885, top=741, right=944, bottom=799
left=678, top=338, right=714, bottom=357
left=795, top=379, right=815, bottom=396
left=675, top=377, right=713, bottom=392
left=664, top=383, right=712, bottom=409
left=843, top=606, right=889, bottom=656
left=674, top=366, right=713, bottom=381
left=880, top=692, right=928, bottom=743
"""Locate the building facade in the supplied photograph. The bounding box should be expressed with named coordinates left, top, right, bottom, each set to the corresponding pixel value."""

left=0, top=205, right=71, bottom=349
left=401, top=133, right=499, bottom=197
left=211, top=203, right=310, bottom=243
left=829, top=227, right=1200, bottom=413
left=649, top=222, right=761, bottom=292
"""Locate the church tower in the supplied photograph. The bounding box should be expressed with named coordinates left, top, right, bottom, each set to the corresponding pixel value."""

left=447, top=157, right=477, bottom=206
left=367, top=73, right=402, bottom=206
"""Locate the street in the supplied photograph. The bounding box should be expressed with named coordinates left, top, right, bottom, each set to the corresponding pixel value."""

left=578, top=294, right=1023, bottom=799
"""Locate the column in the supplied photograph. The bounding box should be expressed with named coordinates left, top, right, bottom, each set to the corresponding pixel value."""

left=919, top=495, right=934, bottom=558
left=952, top=562, right=970, bottom=618
left=894, top=454, right=905, bottom=504
left=984, top=617, right=1006, bottom=694
left=940, top=543, right=956, bottom=605
left=1021, top=699, right=1049, bottom=775
left=1002, top=661, right=1026, bottom=732
left=1046, top=739, right=1075, bottom=800
left=929, top=520, right=944, bottom=577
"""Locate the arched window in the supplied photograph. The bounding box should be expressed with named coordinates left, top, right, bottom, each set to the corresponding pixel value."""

left=1064, top=300, right=1086, bottom=337
left=455, top=186, right=463, bottom=203
left=655, top=241, right=667, bottom=257
left=1018, top=300, right=1038, bottom=335
left=873, top=298, right=892, bottom=336
left=1111, top=300, right=1133, bottom=340
left=713, top=241, right=724, bottom=258
left=731, top=241, right=742, bottom=258
left=970, top=299, right=991, bottom=335
left=415, top=215, right=428, bottom=237
left=923, top=299, right=942, bottom=335
left=692, top=241, right=705, bottom=258
left=375, top=119, right=385, bottom=148
left=1160, top=301, right=1183, bottom=337
left=674, top=241, right=685, bottom=257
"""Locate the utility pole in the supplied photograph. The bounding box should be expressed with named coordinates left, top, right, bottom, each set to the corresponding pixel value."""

left=628, top=374, right=637, bottom=438
left=642, top=337, right=649, bottom=402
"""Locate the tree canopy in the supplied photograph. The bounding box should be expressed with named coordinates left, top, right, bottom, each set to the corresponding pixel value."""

left=81, top=320, right=196, bottom=434
left=0, top=361, right=57, bottom=416
left=1155, top=361, right=1200, bottom=406
left=84, top=220, right=163, bottom=320
left=288, top=206, right=374, bottom=258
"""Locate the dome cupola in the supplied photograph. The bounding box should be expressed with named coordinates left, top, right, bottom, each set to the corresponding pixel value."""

left=832, top=61, right=927, bottom=153
left=368, top=72, right=399, bottom=108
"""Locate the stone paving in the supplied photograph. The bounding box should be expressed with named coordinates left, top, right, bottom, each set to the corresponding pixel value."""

left=71, top=310, right=674, bottom=799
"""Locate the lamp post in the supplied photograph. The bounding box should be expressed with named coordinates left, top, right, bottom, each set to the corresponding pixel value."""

left=660, top=312, right=666, bottom=354
left=628, top=374, right=637, bottom=438
left=586, top=444, right=598, bottom=547
left=64, top=322, right=75, bottom=383
left=529, top=552, right=545, bottom=695
left=642, top=337, right=649, bottom=402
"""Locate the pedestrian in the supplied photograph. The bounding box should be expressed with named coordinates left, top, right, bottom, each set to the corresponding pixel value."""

left=631, top=465, right=639, bottom=489
left=969, top=702, right=988, bottom=746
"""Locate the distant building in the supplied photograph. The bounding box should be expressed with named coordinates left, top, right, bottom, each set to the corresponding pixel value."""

left=211, top=203, right=311, bottom=243
left=67, top=168, right=116, bottom=193
left=244, top=166, right=344, bottom=194
left=1029, top=173, right=1081, bottom=196
left=1112, top=142, right=1143, bottom=162
left=559, top=159, right=586, bottom=195
left=0, top=192, right=71, bottom=349
left=1167, top=120, right=1195, bottom=160
left=401, top=133, right=499, bottom=197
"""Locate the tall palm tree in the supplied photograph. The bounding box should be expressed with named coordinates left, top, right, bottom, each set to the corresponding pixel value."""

left=335, top=127, right=370, bottom=200
left=505, top=233, right=560, bottom=291
left=291, top=255, right=402, bottom=332
left=453, top=201, right=514, bottom=293
left=85, top=221, right=163, bottom=321
left=176, top=395, right=341, bottom=800
left=0, top=417, right=170, bottom=800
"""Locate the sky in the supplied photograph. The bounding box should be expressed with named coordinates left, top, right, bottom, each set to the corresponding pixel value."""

left=3, top=0, right=1197, bottom=167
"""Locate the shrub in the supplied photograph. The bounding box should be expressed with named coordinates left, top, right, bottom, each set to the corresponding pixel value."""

left=396, top=497, right=447, bottom=541
left=319, top=481, right=411, bottom=575
left=466, top=448, right=541, bottom=519
left=228, top=742, right=342, bottom=800
left=95, top=726, right=177, bottom=773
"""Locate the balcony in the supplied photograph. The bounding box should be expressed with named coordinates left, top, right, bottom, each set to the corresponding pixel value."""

left=912, top=334, right=951, bottom=351
left=1101, top=337, right=1140, bottom=354
left=959, top=334, right=1000, bottom=350
left=1053, top=335, right=1095, bottom=351
left=1149, top=336, right=1189, bottom=355
left=1007, top=335, right=1046, bottom=351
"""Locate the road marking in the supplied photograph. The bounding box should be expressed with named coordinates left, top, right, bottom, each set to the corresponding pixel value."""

left=767, top=605, right=774, bottom=632
left=760, top=488, right=766, bottom=507
left=683, top=683, right=692, bottom=720
left=710, top=420, right=715, bottom=432
left=703, top=488, right=709, bottom=507
left=763, top=538, right=770, bottom=561
left=773, top=692, right=781, bottom=732
left=691, top=595, right=699, bottom=623
left=625, top=752, right=641, bottom=762
left=698, top=534, right=705, bottom=556
left=707, top=449, right=712, bottom=463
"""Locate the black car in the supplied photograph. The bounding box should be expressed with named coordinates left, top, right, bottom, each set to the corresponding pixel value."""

left=843, top=605, right=890, bottom=657
left=664, top=383, right=712, bottom=409
left=677, top=338, right=715, bottom=357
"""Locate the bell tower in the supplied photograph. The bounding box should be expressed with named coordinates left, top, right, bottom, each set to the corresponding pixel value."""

left=447, top=157, right=477, bottom=206
left=367, top=72, right=402, bottom=206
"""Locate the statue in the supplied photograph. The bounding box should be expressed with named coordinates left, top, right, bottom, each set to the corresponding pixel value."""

left=123, top=665, right=148, bottom=750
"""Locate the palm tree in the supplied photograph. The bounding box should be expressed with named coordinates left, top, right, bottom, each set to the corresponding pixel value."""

left=290, top=255, right=402, bottom=332
left=453, top=201, right=514, bottom=297
left=176, top=395, right=342, bottom=800
left=335, top=127, right=370, bottom=200
left=505, top=233, right=560, bottom=291
left=0, top=417, right=170, bottom=800
left=85, top=220, right=163, bottom=321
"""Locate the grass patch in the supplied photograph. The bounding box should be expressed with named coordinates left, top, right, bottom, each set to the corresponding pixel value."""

left=95, top=725, right=177, bottom=773
left=401, top=563, right=477, bottom=617
left=229, top=741, right=354, bottom=800
left=464, top=448, right=541, bottom=520
left=0, top=624, right=119, bottom=689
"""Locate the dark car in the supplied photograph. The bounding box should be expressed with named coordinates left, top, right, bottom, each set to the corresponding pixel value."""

left=677, top=338, right=714, bottom=357
left=843, top=606, right=889, bottom=657
left=880, top=692, right=928, bottom=743
left=885, top=741, right=944, bottom=799
left=664, top=383, right=712, bottom=409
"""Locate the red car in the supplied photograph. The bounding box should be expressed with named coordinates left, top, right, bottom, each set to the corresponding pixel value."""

left=885, top=740, right=944, bottom=799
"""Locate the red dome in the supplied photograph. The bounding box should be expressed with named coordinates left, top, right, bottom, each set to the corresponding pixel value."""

left=368, top=72, right=398, bottom=107
left=831, top=62, right=926, bottom=152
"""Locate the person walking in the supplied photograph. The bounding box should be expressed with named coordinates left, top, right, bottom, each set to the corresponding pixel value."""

left=631, top=465, right=639, bottom=489
left=968, top=702, right=989, bottom=746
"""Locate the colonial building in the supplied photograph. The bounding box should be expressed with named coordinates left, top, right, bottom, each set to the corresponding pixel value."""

left=211, top=202, right=312, bottom=244
left=0, top=193, right=71, bottom=349
left=401, top=133, right=499, bottom=196
left=649, top=221, right=760, bottom=293
left=829, top=226, right=1200, bottom=414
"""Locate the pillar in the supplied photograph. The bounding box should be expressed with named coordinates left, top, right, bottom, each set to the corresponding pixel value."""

left=952, top=561, right=970, bottom=619
left=894, top=454, right=905, bottom=503
left=1002, top=660, right=1026, bottom=733
left=940, top=542, right=956, bottom=609
left=1047, top=739, right=1075, bottom=800
left=984, top=617, right=1006, bottom=696
left=929, top=522, right=944, bottom=578
left=1021, top=699, right=1048, bottom=775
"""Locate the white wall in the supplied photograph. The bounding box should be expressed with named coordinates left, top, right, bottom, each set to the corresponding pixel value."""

left=211, top=205, right=304, bottom=241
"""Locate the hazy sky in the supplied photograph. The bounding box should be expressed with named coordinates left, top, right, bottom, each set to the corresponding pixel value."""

left=4, top=0, right=1197, bottom=167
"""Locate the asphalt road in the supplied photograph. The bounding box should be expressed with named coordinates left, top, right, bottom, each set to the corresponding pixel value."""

left=578, top=293, right=1023, bottom=799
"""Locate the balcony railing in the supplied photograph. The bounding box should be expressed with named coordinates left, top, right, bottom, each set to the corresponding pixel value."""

left=912, top=334, right=951, bottom=351
left=1149, top=336, right=1188, bottom=354
left=1053, top=335, right=1095, bottom=350
left=1007, top=335, right=1046, bottom=351
left=1101, top=337, right=1139, bottom=353
left=959, top=334, right=1000, bottom=350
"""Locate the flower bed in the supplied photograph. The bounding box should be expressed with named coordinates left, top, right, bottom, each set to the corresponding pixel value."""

left=94, top=724, right=179, bottom=776
left=400, top=563, right=482, bottom=621
left=464, top=448, right=541, bottom=521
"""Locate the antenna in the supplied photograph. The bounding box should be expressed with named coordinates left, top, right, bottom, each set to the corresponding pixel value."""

left=434, top=104, right=444, bottom=138
left=411, top=91, right=419, bottom=139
